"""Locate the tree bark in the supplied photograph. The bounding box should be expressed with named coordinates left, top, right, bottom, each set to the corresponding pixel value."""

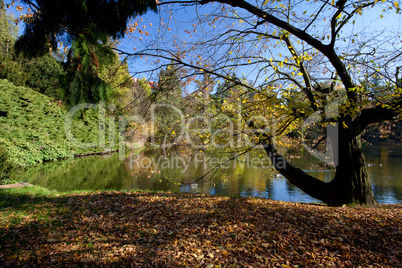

left=327, top=132, right=378, bottom=206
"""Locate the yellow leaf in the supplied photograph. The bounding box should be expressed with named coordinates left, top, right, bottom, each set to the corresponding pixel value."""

left=394, top=2, right=399, bottom=9
left=172, top=131, right=176, bottom=135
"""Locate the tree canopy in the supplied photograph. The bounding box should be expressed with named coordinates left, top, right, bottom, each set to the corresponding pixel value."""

left=119, top=0, right=402, bottom=205
left=15, top=0, right=158, bottom=57
left=12, top=0, right=158, bottom=106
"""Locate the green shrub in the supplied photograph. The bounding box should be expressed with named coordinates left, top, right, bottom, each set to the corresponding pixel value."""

left=0, top=145, right=15, bottom=183
left=0, top=79, right=120, bottom=166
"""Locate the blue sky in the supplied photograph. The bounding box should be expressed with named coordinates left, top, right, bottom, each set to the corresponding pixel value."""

left=116, top=1, right=402, bottom=87
left=5, top=0, right=402, bottom=91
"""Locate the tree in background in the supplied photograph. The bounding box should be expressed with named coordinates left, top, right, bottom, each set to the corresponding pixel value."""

left=99, top=54, right=133, bottom=115
left=0, top=0, right=26, bottom=85
left=25, top=54, right=65, bottom=99
left=98, top=48, right=153, bottom=117
left=195, top=73, right=214, bottom=109
left=0, top=0, right=17, bottom=54
left=213, top=74, right=244, bottom=104
left=151, top=64, right=185, bottom=146
left=154, top=64, right=183, bottom=104
left=125, top=77, right=153, bottom=116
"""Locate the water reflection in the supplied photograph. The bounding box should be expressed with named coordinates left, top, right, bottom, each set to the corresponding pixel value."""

left=17, top=145, right=402, bottom=204
left=363, top=145, right=402, bottom=204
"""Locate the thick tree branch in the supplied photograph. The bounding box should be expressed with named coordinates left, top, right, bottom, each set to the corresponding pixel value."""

left=196, top=0, right=357, bottom=101
left=199, top=0, right=327, bottom=51
left=353, top=98, right=402, bottom=135
left=246, top=120, right=332, bottom=203
left=161, top=0, right=357, bottom=101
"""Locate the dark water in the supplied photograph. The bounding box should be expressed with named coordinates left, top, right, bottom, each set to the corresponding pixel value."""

left=18, top=145, right=402, bottom=204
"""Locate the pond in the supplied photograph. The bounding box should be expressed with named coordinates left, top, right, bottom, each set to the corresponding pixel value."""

left=17, top=144, right=402, bottom=204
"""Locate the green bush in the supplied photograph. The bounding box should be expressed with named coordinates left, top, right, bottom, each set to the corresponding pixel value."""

left=0, top=79, right=119, bottom=166
left=0, top=145, right=14, bottom=183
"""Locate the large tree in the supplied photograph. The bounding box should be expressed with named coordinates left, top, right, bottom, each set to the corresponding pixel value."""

left=15, top=0, right=157, bottom=56
left=14, top=0, right=158, bottom=104
left=124, top=0, right=401, bottom=205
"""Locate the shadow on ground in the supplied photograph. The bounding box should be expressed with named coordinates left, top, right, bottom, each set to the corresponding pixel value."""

left=0, top=188, right=401, bottom=267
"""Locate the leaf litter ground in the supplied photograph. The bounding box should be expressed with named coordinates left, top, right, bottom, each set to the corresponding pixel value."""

left=0, top=189, right=401, bottom=267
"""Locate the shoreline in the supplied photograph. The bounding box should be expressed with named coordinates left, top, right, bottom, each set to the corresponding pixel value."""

left=0, top=184, right=400, bottom=206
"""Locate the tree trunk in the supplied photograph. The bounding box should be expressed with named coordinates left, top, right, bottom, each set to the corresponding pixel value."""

left=327, top=135, right=378, bottom=206
left=262, top=134, right=377, bottom=206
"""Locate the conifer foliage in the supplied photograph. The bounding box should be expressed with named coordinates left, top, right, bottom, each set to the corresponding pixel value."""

left=15, top=0, right=157, bottom=105
left=15, top=0, right=157, bottom=57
